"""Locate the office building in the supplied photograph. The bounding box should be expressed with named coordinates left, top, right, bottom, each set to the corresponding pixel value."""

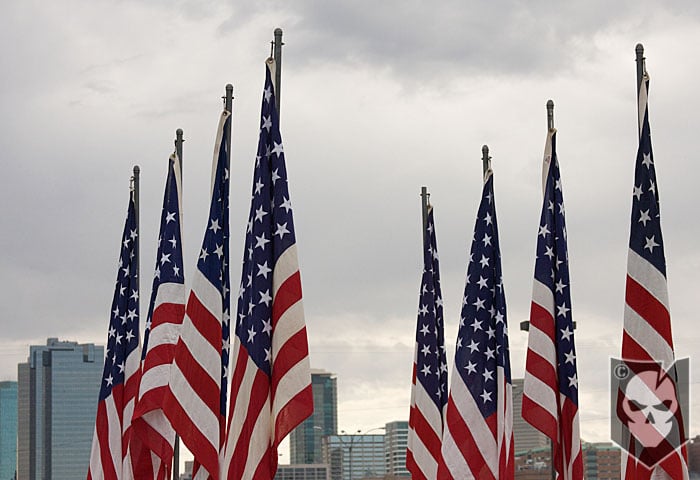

left=290, top=370, right=338, bottom=464
left=0, top=381, right=17, bottom=480
left=582, top=442, right=620, bottom=480
left=322, top=434, right=386, bottom=480
left=383, top=421, right=409, bottom=477
left=17, top=338, right=103, bottom=480
left=275, top=464, right=330, bottom=480
left=512, top=378, right=549, bottom=453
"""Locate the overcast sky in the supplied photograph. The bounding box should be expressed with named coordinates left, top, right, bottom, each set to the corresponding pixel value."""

left=2, top=0, right=700, bottom=466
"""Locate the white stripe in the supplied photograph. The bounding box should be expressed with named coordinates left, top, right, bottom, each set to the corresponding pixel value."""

left=542, top=129, right=555, bottom=194
left=153, top=282, right=186, bottom=314
left=105, top=395, right=123, bottom=475
left=440, top=424, right=470, bottom=479
left=526, top=324, right=556, bottom=373
left=271, top=300, right=304, bottom=354
left=443, top=374, right=497, bottom=478
left=623, top=305, right=674, bottom=365
left=531, top=279, right=555, bottom=317
left=408, top=425, right=439, bottom=479
left=497, top=370, right=513, bottom=466
left=177, top=313, right=221, bottom=386
left=560, top=394, right=581, bottom=480
left=638, top=77, right=648, bottom=137
left=412, top=377, right=444, bottom=438
left=145, top=321, right=180, bottom=354
left=627, top=249, right=669, bottom=310
left=240, top=391, right=272, bottom=480
left=88, top=425, right=105, bottom=480
left=142, top=408, right=176, bottom=446
left=191, top=269, right=224, bottom=326
left=272, top=246, right=299, bottom=296
left=271, top=354, right=311, bottom=441
left=221, top=342, right=259, bottom=473
left=523, top=371, right=557, bottom=420
left=209, top=111, right=231, bottom=194
left=139, top=364, right=171, bottom=394
left=168, top=362, right=219, bottom=451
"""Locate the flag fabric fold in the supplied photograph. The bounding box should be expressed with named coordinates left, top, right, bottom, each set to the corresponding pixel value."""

left=407, top=202, right=448, bottom=480
left=128, top=153, right=186, bottom=480
left=620, top=73, right=689, bottom=480
left=220, top=59, right=313, bottom=480
left=163, top=111, right=231, bottom=480
left=88, top=186, right=141, bottom=480
left=438, top=166, right=514, bottom=480
left=522, top=128, right=583, bottom=480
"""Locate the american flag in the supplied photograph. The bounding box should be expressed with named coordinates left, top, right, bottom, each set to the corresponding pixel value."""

left=88, top=183, right=141, bottom=480
left=128, top=153, right=185, bottom=479
left=220, top=59, right=313, bottom=480
left=163, top=111, right=231, bottom=480
left=407, top=201, right=448, bottom=480
left=620, top=74, right=688, bottom=479
left=522, top=129, right=583, bottom=480
left=438, top=166, right=514, bottom=479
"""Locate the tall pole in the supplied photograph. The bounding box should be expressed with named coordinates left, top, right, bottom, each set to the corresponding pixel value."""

left=273, top=28, right=283, bottom=118
left=420, top=186, right=429, bottom=247
left=172, top=129, right=182, bottom=480
left=481, top=145, right=490, bottom=177
left=132, top=165, right=140, bottom=297
left=635, top=43, right=646, bottom=136
left=225, top=84, right=233, bottom=166
left=546, top=99, right=555, bottom=131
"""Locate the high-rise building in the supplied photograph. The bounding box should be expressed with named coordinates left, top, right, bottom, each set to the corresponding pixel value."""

left=581, top=442, right=621, bottom=480
left=512, top=378, right=549, bottom=453
left=322, top=434, right=386, bottom=480
left=17, top=338, right=103, bottom=480
left=0, top=381, right=18, bottom=480
left=384, top=421, right=409, bottom=477
left=290, top=370, right=338, bottom=464
left=275, top=464, right=330, bottom=480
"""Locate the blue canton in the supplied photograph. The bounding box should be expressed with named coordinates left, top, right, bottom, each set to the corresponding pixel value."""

left=456, top=171, right=511, bottom=417
left=100, top=192, right=140, bottom=401
left=197, top=114, right=231, bottom=417
left=415, top=206, right=448, bottom=410
left=629, top=80, right=666, bottom=276
left=235, top=65, right=298, bottom=377
left=142, top=154, right=185, bottom=356
left=533, top=132, right=579, bottom=403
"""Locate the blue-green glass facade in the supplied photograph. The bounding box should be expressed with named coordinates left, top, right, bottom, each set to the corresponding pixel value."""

left=0, top=381, right=17, bottom=480
left=290, top=371, right=337, bottom=464
left=17, top=339, right=103, bottom=480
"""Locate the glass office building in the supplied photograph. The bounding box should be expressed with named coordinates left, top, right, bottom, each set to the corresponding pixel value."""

left=0, top=381, right=17, bottom=480
left=322, top=434, right=386, bottom=480
left=290, top=370, right=338, bottom=464
left=384, top=420, right=409, bottom=477
left=17, top=338, right=103, bottom=480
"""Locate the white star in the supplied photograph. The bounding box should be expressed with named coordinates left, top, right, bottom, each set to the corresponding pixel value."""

left=261, top=115, right=272, bottom=132
left=166, top=211, right=176, bottom=223
left=271, top=169, right=281, bottom=184
left=421, top=364, right=431, bottom=376
left=255, top=234, right=270, bottom=250
left=644, top=236, right=659, bottom=253
left=465, top=361, right=477, bottom=375
left=642, top=152, right=653, bottom=168
left=473, top=297, right=486, bottom=311
left=275, top=223, right=290, bottom=239
left=169, top=236, right=177, bottom=248
left=247, top=327, right=257, bottom=343
left=280, top=197, right=292, bottom=213
left=557, top=303, right=570, bottom=317
left=173, top=265, right=180, bottom=277
left=471, top=319, right=483, bottom=331
left=222, top=337, right=231, bottom=353
left=105, top=375, right=114, bottom=386
left=272, top=141, right=284, bottom=157
left=467, top=340, right=479, bottom=353
left=482, top=233, right=492, bottom=247
left=484, top=212, right=493, bottom=225
left=259, top=289, right=272, bottom=306
left=264, top=348, right=271, bottom=363
left=486, top=326, right=495, bottom=339
left=568, top=373, right=578, bottom=389
left=633, top=185, right=643, bottom=201
left=257, top=262, right=272, bottom=279
left=214, top=244, right=224, bottom=259
left=495, top=311, right=504, bottom=324
left=484, top=347, right=495, bottom=360
left=255, top=180, right=264, bottom=195
left=544, top=246, right=555, bottom=260
left=421, top=344, right=431, bottom=356
left=560, top=326, right=573, bottom=342
left=108, top=326, right=116, bottom=337
left=264, top=86, right=272, bottom=102
left=255, top=206, right=268, bottom=223
left=209, top=218, right=221, bottom=233
left=200, top=248, right=209, bottom=261
left=564, top=350, right=576, bottom=365
left=420, top=324, right=430, bottom=336
left=480, top=390, right=492, bottom=403
left=555, top=279, right=567, bottom=294
left=117, top=362, right=125, bottom=373
left=130, top=290, right=139, bottom=301
left=160, top=253, right=171, bottom=265
left=479, top=255, right=490, bottom=268
left=539, top=224, right=551, bottom=238
left=477, top=276, right=488, bottom=289
left=125, top=330, right=134, bottom=342
left=262, top=318, right=272, bottom=335
left=127, top=309, right=137, bottom=321
left=482, top=368, right=494, bottom=382
left=639, top=209, right=651, bottom=226
left=418, top=304, right=429, bottom=316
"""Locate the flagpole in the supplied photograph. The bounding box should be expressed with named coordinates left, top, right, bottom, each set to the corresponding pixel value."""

left=273, top=27, right=283, bottom=118
left=546, top=100, right=555, bottom=132
left=132, top=164, right=140, bottom=302
left=481, top=145, right=490, bottom=177
left=420, top=187, right=429, bottom=247
left=172, top=129, right=183, bottom=480
left=635, top=43, right=645, bottom=136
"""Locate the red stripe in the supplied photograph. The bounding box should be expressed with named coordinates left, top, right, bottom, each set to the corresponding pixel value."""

left=406, top=450, right=429, bottom=480
left=226, top=365, right=270, bottom=479
left=186, top=291, right=223, bottom=349
left=439, top=394, right=495, bottom=480
left=142, top=342, right=177, bottom=373
left=151, top=301, right=185, bottom=329
left=170, top=340, right=220, bottom=416
left=529, top=301, right=556, bottom=340
left=274, top=384, right=313, bottom=446
left=270, top=327, right=309, bottom=401
left=94, top=400, right=119, bottom=480
left=271, top=271, right=302, bottom=329
left=409, top=404, right=442, bottom=462
left=521, top=394, right=557, bottom=441
left=621, top=331, right=655, bottom=362
left=130, top=415, right=174, bottom=463
left=163, top=391, right=219, bottom=480
left=625, top=275, right=673, bottom=347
